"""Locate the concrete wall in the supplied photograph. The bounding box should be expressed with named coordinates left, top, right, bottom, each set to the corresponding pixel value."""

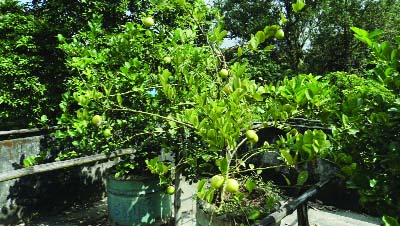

left=0, top=135, right=114, bottom=225
left=0, top=136, right=42, bottom=224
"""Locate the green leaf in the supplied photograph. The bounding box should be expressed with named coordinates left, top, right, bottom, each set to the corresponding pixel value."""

left=382, top=216, right=400, bottom=226
left=23, top=156, right=37, bottom=167
left=248, top=35, right=259, bottom=50
left=40, top=115, right=48, bottom=123
left=348, top=128, right=359, bottom=135
left=350, top=27, right=369, bottom=37
left=342, top=114, right=349, bottom=126
left=304, top=89, right=312, bottom=100
left=255, top=31, right=266, bottom=43
left=245, top=179, right=257, bottom=193
left=394, top=37, right=400, bottom=45
left=216, top=157, right=229, bottom=174
left=57, top=34, right=65, bottom=43
left=368, top=29, right=384, bottom=40
left=369, top=179, right=377, bottom=188
left=292, top=0, right=305, bottom=13
left=253, top=93, right=264, bottom=101
left=175, top=0, right=186, bottom=6
left=280, top=148, right=294, bottom=165
left=391, top=49, right=398, bottom=62
left=197, top=179, right=207, bottom=192
left=117, top=94, right=123, bottom=106
left=237, top=46, right=243, bottom=57
left=297, top=170, right=309, bottom=185
left=248, top=210, right=261, bottom=220
left=219, top=30, right=228, bottom=40
left=264, top=45, right=274, bottom=51
left=205, top=188, right=215, bottom=203
left=282, top=174, right=291, bottom=186
left=279, top=12, right=287, bottom=24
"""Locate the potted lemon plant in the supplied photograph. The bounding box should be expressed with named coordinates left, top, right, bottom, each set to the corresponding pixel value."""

left=54, top=0, right=322, bottom=225
left=145, top=17, right=290, bottom=224
left=54, top=5, right=207, bottom=226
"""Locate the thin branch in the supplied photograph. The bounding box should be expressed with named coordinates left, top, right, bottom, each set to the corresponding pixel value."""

left=242, top=149, right=276, bottom=165
left=109, top=108, right=195, bottom=129
left=230, top=137, right=248, bottom=156
left=119, top=130, right=165, bottom=146
left=184, top=7, right=227, bottom=69
left=231, top=163, right=291, bottom=175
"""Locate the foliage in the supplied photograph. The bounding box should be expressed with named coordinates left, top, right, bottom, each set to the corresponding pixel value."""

left=51, top=1, right=319, bottom=222
left=383, top=215, right=400, bottom=226
left=216, top=0, right=280, bottom=40
left=304, top=0, right=400, bottom=75
left=2, top=0, right=194, bottom=127
left=175, top=7, right=333, bottom=222
left=327, top=28, right=400, bottom=216
left=218, top=0, right=326, bottom=74
left=30, top=0, right=131, bottom=36
left=27, top=0, right=133, bottom=125
left=219, top=0, right=400, bottom=76
left=0, top=0, right=48, bottom=126
left=351, top=27, right=400, bottom=91
left=261, top=74, right=336, bottom=122
left=323, top=71, right=399, bottom=215
left=7, top=0, right=400, bottom=221
left=226, top=46, right=291, bottom=83
left=250, top=59, right=399, bottom=216
left=54, top=0, right=216, bottom=185
left=274, top=129, right=331, bottom=165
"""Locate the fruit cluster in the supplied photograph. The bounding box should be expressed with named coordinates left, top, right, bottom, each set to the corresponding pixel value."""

left=210, top=175, right=239, bottom=193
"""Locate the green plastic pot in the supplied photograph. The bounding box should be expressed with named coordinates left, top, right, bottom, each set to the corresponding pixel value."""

left=107, top=175, right=172, bottom=226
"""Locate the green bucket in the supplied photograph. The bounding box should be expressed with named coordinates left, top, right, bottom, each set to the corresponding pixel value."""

left=107, top=175, right=172, bottom=226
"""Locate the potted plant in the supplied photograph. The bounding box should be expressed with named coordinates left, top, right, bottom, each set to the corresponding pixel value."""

left=148, top=2, right=333, bottom=225
left=148, top=20, right=292, bottom=225
left=54, top=0, right=327, bottom=225
left=53, top=0, right=221, bottom=225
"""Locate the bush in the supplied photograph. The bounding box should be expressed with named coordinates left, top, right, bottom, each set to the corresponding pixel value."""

left=0, top=1, right=47, bottom=126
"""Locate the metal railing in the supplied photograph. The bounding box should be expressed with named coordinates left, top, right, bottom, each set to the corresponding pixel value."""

left=254, top=177, right=333, bottom=226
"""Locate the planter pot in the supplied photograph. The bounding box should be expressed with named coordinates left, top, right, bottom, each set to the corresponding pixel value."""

left=196, top=199, right=280, bottom=226
left=107, top=175, right=172, bottom=226
left=196, top=200, right=232, bottom=226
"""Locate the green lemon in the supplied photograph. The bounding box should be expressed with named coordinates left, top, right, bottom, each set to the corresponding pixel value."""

left=166, top=185, right=175, bottom=195
left=103, top=128, right=112, bottom=137
left=143, top=17, right=154, bottom=27
left=246, top=130, right=259, bottom=144
left=91, top=115, right=102, bottom=126
left=219, top=69, right=229, bottom=78
left=163, top=56, right=172, bottom=64
left=210, top=175, right=225, bottom=189
left=223, top=84, right=232, bottom=94
left=226, top=178, right=239, bottom=193
left=275, top=29, right=284, bottom=39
